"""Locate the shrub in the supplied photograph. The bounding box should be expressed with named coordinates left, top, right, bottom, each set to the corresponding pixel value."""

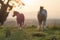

left=47, top=26, right=60, bottom=30
left=32, top=32, right=48, bottom=37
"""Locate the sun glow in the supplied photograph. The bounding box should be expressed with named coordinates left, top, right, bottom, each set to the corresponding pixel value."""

left=22, top=0, right=43, bottom=5
left=22, top=0, right=32, bottom=5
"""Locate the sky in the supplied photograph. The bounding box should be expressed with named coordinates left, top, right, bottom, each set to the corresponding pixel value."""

left=7, top=0, right=60, bottom=19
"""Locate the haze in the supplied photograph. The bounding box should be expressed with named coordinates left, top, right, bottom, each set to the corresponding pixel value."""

left=8, top=0, right=60, bottom=19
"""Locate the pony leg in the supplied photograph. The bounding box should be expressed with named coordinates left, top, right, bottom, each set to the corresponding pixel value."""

left=19, top=23, right=24, bottom=30
left=21, top=22, right=25, bottom=29
left=20, top=22, right=25, bottom=30
left=19, top=26, right=22, bottom=30
left=37, top=24, right=40, bottom=30
left=42, top=20, right=46, bottom=31
left=39, top=24, right=42, bottom=31
left=17, top=24, right=22, bottom=30
left=39, top=21, right=42, bottom=31
left=37, top=23, right=42, bottom=31
left=17, top=24, right=21, bottom=30
left=19, top=24, right=22, bottom=30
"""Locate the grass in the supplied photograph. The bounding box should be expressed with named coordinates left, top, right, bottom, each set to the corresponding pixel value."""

left=0, top=26, right=60, bottom=40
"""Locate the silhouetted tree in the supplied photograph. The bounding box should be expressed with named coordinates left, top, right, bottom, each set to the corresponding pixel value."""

left=0, top=0, right=13, bottom=25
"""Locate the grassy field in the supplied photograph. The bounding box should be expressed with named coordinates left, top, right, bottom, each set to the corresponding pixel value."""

left=0, top=26, right=60, bottom=40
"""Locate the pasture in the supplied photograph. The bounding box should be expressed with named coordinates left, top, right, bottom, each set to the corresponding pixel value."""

left=0, top=26, right=60, bottom=40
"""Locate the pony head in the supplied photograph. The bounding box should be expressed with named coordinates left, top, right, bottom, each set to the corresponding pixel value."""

left=40, top=6, right=44, bottom=9
left=13, top=11, right=19, bottom=17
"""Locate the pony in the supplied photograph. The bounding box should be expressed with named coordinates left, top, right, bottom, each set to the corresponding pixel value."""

left=37, top=10, right=47, bottom=31
left=13, top=11, right=25, bottom=30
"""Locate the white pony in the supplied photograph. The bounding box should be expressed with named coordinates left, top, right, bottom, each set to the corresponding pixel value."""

left=37, top=6, right=47, bottom=31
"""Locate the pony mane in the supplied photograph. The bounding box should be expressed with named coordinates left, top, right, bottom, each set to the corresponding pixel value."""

left=14, top=11, right=19, bottom=14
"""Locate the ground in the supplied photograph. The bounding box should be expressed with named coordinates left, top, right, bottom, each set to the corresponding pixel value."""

left=0, top=26, right=60, bottom=40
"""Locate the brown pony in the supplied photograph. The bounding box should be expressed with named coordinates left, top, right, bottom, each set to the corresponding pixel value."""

left=13, top=11, right=25, bottom=30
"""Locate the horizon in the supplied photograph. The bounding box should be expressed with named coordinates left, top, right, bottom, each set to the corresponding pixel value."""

left=4, top=18, right=60, bottom=26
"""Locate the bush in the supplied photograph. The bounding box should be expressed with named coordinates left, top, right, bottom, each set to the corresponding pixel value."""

left=47, top=26, right=60, bottom=30
left=32, top=32, right=48, bottom=37
left=0, top=26, right=3, bottom=29
left=5, top=29, right=11, bottom=38
left=9, top=30, right=31, bottom=40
